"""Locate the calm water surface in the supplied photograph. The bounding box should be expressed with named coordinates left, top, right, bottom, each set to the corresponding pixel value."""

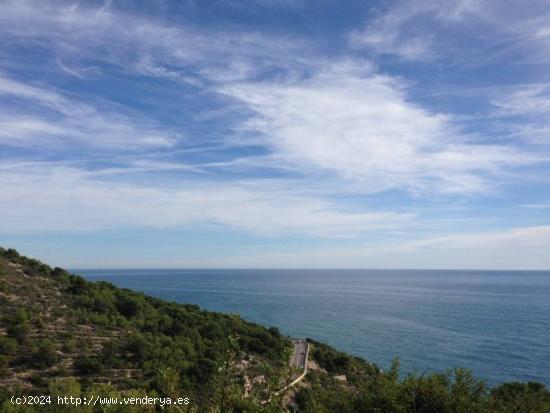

left=77, top=269, right=550, bottom=386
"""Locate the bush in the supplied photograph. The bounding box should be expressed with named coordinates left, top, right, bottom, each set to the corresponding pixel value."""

left=0, top=337, right=17, bottom=355
left=30, top=340, right=58, bottom=368
left=115, top=293, right=142, bottom=317
left=73, top=356, right=104, bottom=375
left=6, top=309, right=31, bottom=343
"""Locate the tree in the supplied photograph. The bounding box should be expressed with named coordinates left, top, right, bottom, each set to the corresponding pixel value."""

left=491, top=382, right=550, bottom=413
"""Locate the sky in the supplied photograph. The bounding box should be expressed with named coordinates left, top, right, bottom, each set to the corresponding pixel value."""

left=0, top=0, right=549, bottom=269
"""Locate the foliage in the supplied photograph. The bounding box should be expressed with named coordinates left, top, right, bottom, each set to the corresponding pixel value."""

left=491, top=382, right=550, bottom=412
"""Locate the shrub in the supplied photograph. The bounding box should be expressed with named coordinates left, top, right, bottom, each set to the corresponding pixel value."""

left=0, top=337, right=17, bottom=355
left=30, top=340, right=58, bottom=368
left=73, top=356, right=104, bottom=375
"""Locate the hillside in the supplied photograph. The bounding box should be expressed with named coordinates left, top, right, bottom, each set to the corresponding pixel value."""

left=1, top=248, right=550, bottom=412
left=0, top=248, right=291, bottom=411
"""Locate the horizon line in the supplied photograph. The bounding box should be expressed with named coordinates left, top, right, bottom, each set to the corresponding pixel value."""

left=70, top=267, right=550, bottom=272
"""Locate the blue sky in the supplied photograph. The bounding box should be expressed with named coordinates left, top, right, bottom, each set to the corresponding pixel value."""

left=0, top=0, right=549, bottom=269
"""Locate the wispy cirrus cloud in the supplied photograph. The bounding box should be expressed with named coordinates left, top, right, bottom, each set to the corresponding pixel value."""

left=54, top=59, right=95, bottom=79
left=349, top=0, right=483, bottom=60
left=0, top=74, right=177, bottom=150
left=0, top=74, right=89, bottom=115
left=490, top=84, right=550, bottom=118
left=0, top=163, right=413, bottom=237
left=350, top=0, right=550, bottom=64
left=0, top=0, right=312, bottom=85
left=221, top=61, right=541, bottom=194
left=475, top=83, right=550, bottom=145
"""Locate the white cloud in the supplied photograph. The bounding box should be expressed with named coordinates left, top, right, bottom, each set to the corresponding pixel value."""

left=349, top=0, right=483, bottom=60
left=350, top=0, right=550, bottom=64
left=54, top=59, right=87, bottom=79
left=350, top=21, right=432, bottom=61
left=0, top=118, right=69, bottom=141
left=491, top=84, right=550, bottom=117
left=0, top=74, right=177, bottom=150
left=0, top=164, right=412, bottom=237
left=486, top=84, right=550, bottom=145
left=221, top=61, right=537, bottom=194
left=0, top=0, right=311, bottom=84
left=0, top=74, right=90, bottom=116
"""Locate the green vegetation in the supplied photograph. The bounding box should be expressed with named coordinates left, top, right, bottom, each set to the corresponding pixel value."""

left=298, top=342, right=550, bottom=412
left=1, top=247, right=549, bottom=412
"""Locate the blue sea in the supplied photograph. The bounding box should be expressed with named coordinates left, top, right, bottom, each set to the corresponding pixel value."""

left=77, top=269, right=550, bottom=387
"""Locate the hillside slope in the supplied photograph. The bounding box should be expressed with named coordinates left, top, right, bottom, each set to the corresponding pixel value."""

left=1, top=248, right=549, bottom=412
left=0, top=248, right=291, bottom=411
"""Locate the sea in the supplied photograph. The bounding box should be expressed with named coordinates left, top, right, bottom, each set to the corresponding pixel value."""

left=76, top=269, right=550, bottom=387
